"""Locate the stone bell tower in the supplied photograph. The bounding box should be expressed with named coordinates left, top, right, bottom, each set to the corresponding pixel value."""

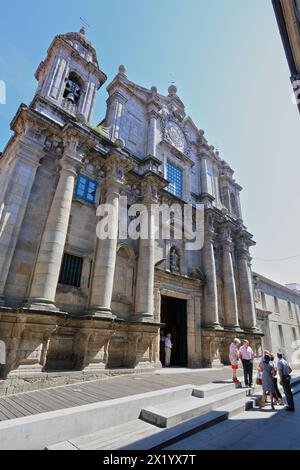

left=32, top=27, right=107, bottom=124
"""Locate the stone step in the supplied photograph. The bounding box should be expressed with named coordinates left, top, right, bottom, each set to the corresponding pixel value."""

left=47, top=419, right=157, bottom=450
left=192, top=381, right=240, bottom=398
left=140, top=387, right=248, bottom=428
left=47, top=396, right=253, bottom=450
left=128, top=397, right=253, bottom=451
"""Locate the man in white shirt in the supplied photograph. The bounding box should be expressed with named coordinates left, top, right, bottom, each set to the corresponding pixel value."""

left=164, top=333, right=173, bottom=367
left=239, top=339, right=254, bottom=387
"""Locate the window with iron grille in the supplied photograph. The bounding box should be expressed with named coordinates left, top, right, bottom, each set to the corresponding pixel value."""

left=58, top=253, right=83, bottom=287
left=75, top=175, right=97, bottom=203
left=167, top=160, right=183, bottom=198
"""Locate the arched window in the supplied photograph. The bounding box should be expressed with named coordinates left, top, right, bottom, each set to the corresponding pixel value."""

left=63, top=72, right=82, bottom=105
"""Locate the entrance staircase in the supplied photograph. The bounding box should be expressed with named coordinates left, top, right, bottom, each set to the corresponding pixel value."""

left=47, top=381, right=253, bottom=450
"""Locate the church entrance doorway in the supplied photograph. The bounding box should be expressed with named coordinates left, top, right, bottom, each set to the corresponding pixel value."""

left=160, top=295, right=187, bottom=367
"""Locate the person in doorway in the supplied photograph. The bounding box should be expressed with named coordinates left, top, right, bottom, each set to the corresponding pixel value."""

left=229, top=338, right=241, bottom=383
left=277, top=353, right=295, bottom=411
left=239, top=339, right=254, bottom=387
left=164, top=333, right=173, bottom=367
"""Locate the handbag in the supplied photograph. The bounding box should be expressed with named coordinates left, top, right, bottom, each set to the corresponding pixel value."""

left=256, top=370, right=262, bottom=385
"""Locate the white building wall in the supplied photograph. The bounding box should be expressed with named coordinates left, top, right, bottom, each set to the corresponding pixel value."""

left=255, top=273, right=300, bottom=365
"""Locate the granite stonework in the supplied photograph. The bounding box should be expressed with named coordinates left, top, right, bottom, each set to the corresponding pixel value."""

left=0, top=28, right=274, bottom=392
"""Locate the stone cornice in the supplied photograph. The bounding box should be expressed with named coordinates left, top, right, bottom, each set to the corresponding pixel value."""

left=253, top=271, right=300, bottom=300
left=154, top=269, right=203, bottom=288
left=159, top=140, right=194, bottom=167
left=219, top=173, right=243, bottom=191
left=256, top=308, right=273, bottom=320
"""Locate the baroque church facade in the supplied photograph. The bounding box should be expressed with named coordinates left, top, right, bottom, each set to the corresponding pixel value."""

left=0, top=29, right=263, bottom=384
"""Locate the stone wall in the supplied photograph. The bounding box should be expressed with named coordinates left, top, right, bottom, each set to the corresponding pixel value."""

left=0, top=308, right=160, bottom=386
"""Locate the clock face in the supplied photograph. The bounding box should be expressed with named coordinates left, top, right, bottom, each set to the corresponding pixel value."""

left=167, top=121, right=186, bottom=152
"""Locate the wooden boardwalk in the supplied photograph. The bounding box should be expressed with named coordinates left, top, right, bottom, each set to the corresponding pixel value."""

left=0, top=367, right=235, bottom=422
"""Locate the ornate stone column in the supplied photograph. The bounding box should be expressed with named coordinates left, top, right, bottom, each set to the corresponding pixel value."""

left=88, top=145, right=133, bottom=317
left=220, top=226, right=240, bottom=330
left=0, top=127, right=45, bottom=305
left=133, top=176, right=158, bottom=322
left=237, top=236, right=257, bottom=331
left=202, top=213, right=221, bottom=329
left=27, top=132, right=83, bottom=310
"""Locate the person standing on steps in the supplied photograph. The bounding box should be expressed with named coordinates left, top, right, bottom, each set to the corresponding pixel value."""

left=239, top=339, right=254, bottom=387
left=164, top=333, right=173, bottom=367
left=259, top=353, right=276, bottom=410
left=277, top=353, right=295, bottom=412
left=270, top=354, right=284, bottom=406
left=229, top=338, right=241, bottom=383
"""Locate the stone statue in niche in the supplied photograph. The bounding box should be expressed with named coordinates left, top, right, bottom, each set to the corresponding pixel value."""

left=170, top=247, right=180, bottom=273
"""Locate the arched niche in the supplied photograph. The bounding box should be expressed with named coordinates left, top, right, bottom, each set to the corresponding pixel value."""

left=112, top=244, right=136, bottom=320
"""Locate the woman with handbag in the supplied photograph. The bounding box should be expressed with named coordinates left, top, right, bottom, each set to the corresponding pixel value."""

left=270, top=354, right=284, bottom=405
left=258, top=353, right=276, bottom=410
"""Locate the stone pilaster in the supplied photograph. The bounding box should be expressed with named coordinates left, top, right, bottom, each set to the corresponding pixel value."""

left=88, top=145, right=133, bottom=318
left=27, top=132, right=83, bottom=310
left=3, top=318, right=26, bottom=377
left=146, top=88, right=160, bottom=158
left=200, top=156, right=209, bottom=194
left=73, top=329, right=92, bottom=369
left=237, top=237, right=257, bottom=331
left=220, top=227, right=240, bottom=330
left=202, top=214, right=222, bottom=329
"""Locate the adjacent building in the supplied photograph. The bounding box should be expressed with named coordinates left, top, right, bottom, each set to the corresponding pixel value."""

left=254, top=273, right=300, bottom=363
left=272, top=0, right=300, bottom=112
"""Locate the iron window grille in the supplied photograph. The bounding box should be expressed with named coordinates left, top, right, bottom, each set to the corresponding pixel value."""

left=58, top=253, right=83, bottom=288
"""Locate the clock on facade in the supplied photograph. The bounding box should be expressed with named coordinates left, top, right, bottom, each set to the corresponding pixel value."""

left=166, top=121, right=186, bottom=152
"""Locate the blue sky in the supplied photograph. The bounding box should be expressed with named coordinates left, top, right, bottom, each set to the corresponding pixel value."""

left=0, top=0, right=299, bottom=285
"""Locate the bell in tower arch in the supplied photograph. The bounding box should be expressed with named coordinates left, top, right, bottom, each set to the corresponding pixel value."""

left=63, top=74, right=81, bottom=104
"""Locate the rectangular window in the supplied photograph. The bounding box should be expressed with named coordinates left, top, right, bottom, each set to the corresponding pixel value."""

left=75, top=175, right=97, bottom=203
left=278, top=325, right=285, bottom=348
left=292, top=327, right=297, bottom=342
left=261, top=291, right=267, bottom=309
left=288, top=301, right=293, bottom=319
left=167, top=160, right=183, bottom=198
left=274, top=296, right=280, bottom=314
left=58, top=253, right=83, bottom=288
